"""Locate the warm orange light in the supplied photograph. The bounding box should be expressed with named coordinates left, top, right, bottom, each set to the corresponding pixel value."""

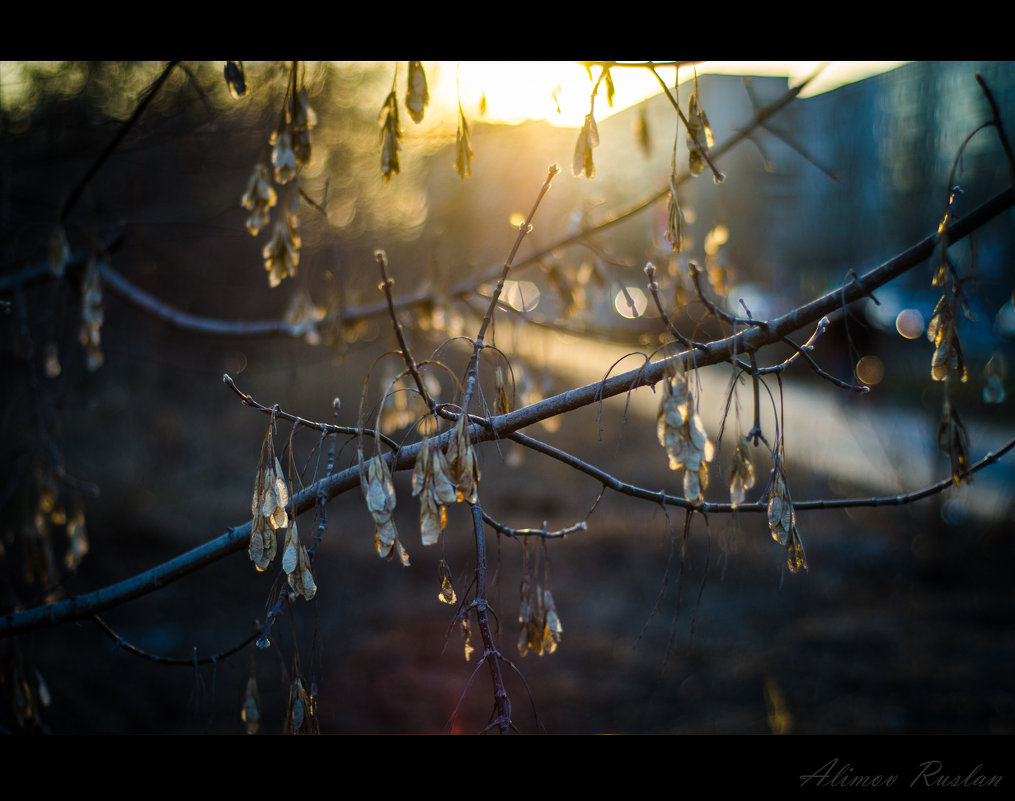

left=856, top=355, right=884, bottom=386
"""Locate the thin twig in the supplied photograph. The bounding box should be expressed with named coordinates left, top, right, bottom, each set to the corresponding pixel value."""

left=93, top=615, right=257, bottom=665
left=976, top=74, right=1015, bottom=188
left=375, top=249, right=434, bottom=412
left=469, top=499, right=511, bottom=733
left=480, top=510, right=587, bottom=540
left=688, top=261, right=769, bottom=331
left=61, top=62, right=179, bottom=224
left=644, top=262, right=700, bottom=350
left=222, top=373, right=399, bottom=452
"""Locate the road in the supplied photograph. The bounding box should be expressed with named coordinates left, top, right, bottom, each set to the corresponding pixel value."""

left=510, top=326, right=1014, bottom=522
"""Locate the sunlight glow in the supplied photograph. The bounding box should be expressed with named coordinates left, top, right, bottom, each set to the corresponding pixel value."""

left=426, top=62, right=908, bottom=128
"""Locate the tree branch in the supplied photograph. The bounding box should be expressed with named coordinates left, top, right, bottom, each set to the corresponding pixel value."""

left=16, top=78, right=814, bottom=343
left=4, top=99, right=1013, bottom=642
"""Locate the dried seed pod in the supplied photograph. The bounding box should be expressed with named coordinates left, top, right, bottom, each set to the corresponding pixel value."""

left=446, top=415, right=479, bottom=504
left=572, top=113, right=599, bottom=178
left=378, top=91, right=401, bottom=182
left=418, top=491, right=445, bottom=547
left=224, top=61, right=247, bottom=99
left=262, top=457, right=290, bottom=530
left=270, top=128, right=299, bottom=185
left=786, top=526, right=808, bottom=574
left=438, top=559, right=457, bottom=605
left=983, top=353, right=1006, bottom=404
left=285, top=678, right=313, bottom=735
left=541, top=589, right=562, bottom=655
left=767, top=469, right=794, bottom=546
left=429, top=445, right=458, bottom=506
left=494, top=366, right=511, bottom=416
left=657, top=367, right=714, bottom=501
left=282, top=522, right=299, bottom=576
left=249, top=514, right=276, bottom=572
left=262, top=214, right=300, bottom=288
left=461, top=617, right=474, bottom=662
left=455, top=109, right=473, bottom=180
left=517, top=573, right=539, bottom=657
left=405, top=61, right=429, bottom=124
left=666, top=179, right=683, bottom=251
left=249, top=441, right=288, bottom=571
left=411, top=435, right=431, bottom=497
left=729, top=440, right=756, bottom=508
left=290, top=89, right=315, bottom=166
left=360, top=450, right=409, bottom=566
left=287, top=536, right=317, bottom=601
left=241, top=676, right=260, bottom=735
left=938, top=395, right=971, bottom=485
left=240, top=164, right=277, bottom=236
left=686, top=87, right=714, bottom=177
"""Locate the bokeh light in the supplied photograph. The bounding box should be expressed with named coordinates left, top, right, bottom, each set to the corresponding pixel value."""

left=895, top=308, right=924, bottom=339
left=614, top=286, right=647, bottom=318
left=856, top=355, right=884, bottom=386
left=501, top=280, right=540, bottom=312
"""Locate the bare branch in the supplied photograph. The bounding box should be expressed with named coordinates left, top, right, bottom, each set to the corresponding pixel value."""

left=61, top=62, right=179, bottom=224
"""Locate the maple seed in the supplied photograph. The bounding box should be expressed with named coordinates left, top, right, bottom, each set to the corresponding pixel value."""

left=240, top=164, right=277, bottom=236
left=657, top=364, right=714, bottom=502
left=455, top=109, right=473, bottom=180
left=285, top=678, right=313, bottom=735
left=729, top=439, right=756, bottom=508
left=224, top=61, right=247, bottom=99
left=541, top=589, right=563, bottom=655
left=572, top=113, right=599, bottom=178
left=360, top=449, right=409, bottom=566
left=413, top=436, right=458, bottom=546
left=786, top=527, right=808, bottom=574
left=406, top=61, right=429, bottom=124
left=687, top=83, right=715, bottom=178
left=445, top=415, right=479, bottom=504
left=241, top=676, right=260, bottom=735
left=938, top=395, right=971, bottom=485
left=378, top=91, right=401, bottom=182
left=249, top=436, right=288, bottom=571
left=767, top=469, right=794, bottom=546
left=281, top=520, right=317, bottom=600
left=438, top=559, right=457, bottom=605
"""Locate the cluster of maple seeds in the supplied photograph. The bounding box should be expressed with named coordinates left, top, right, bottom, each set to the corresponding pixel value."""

left=360, top=412, right=481, bottom=567
left=767, top=465, right=808, bottom=574
left=517, top=545, right=562, bottom=657
left=239, top=65, right=315, bottom=288
left=656, top=361, right=715, bottom=502
left=655, top=360, right=808, bottom=572
left=928, top=189, right=974, bottom=485
left=249, top=428, right=316, bottom=600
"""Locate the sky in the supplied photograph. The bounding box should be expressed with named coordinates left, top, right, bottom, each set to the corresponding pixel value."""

left=433, top=61, right=909, bottom=128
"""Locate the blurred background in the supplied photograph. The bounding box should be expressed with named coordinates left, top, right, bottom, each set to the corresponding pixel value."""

left=1, top=61, right=1013, bottom=734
